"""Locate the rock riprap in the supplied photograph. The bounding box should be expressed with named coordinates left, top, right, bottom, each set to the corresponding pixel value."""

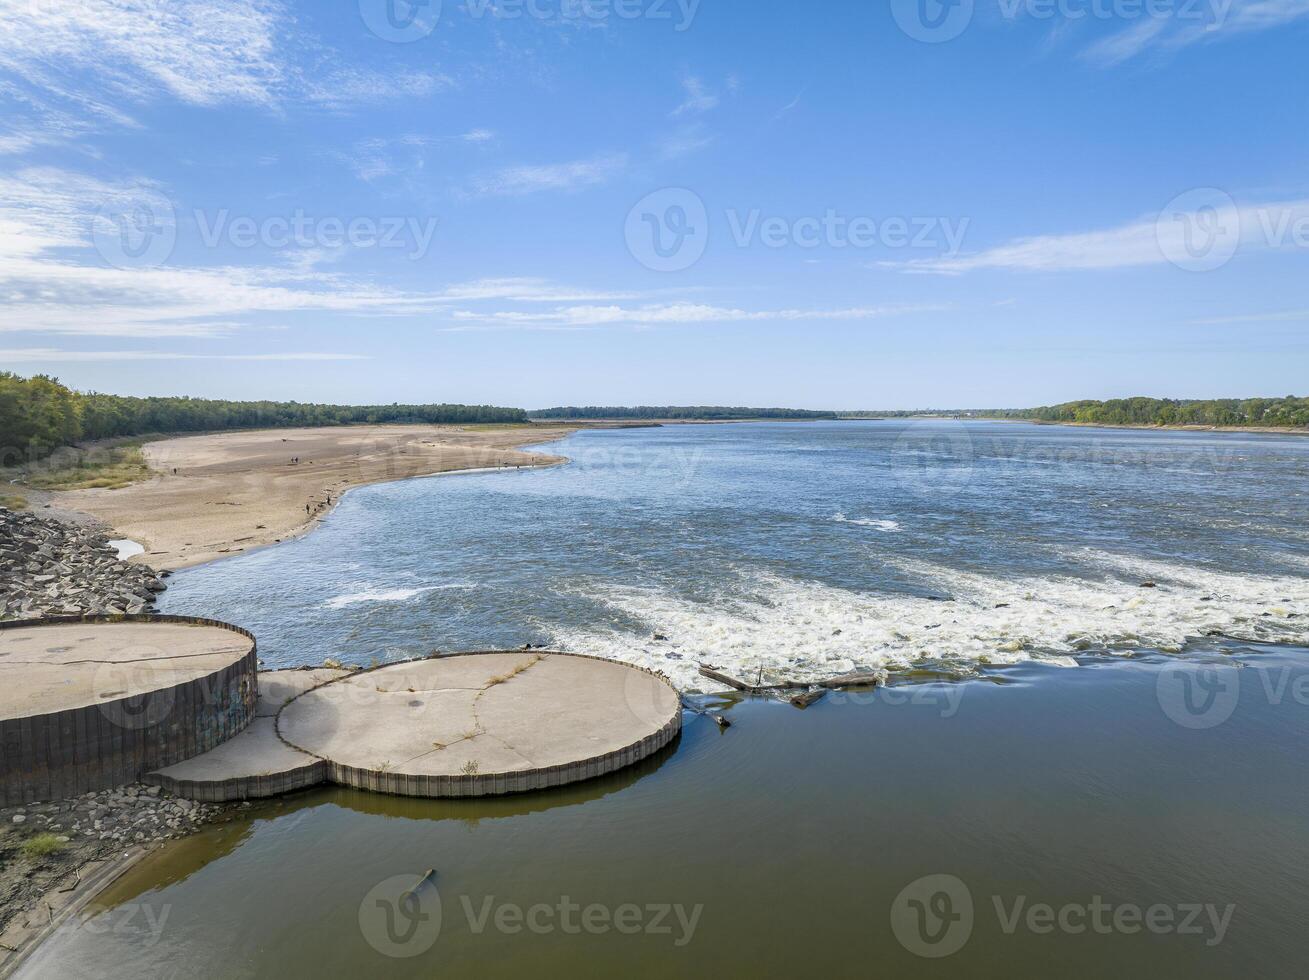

left=0, top=508, right=166, bottom=620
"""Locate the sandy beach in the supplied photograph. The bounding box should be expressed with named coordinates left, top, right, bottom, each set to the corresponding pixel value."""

left=45, top=424, right=576, bottom=570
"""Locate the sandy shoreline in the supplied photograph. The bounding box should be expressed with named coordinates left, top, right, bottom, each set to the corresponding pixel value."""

left=42, top=423, right=578, bottom=571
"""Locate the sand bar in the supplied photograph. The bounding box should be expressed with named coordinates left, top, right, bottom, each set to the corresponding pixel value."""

left=48, top=423, right=576, bottom=570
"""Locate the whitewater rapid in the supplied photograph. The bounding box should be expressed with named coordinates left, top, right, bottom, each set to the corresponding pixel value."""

left=547, top=549, right=1309, bottom=692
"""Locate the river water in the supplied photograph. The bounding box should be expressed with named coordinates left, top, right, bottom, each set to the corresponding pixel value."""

left=20, top=421, right=1309, bottom=977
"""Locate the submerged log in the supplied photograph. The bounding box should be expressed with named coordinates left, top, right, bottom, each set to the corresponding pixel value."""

left=697, top=665, right=809, bottom=693
left=788, top=689, right=826, bottom=709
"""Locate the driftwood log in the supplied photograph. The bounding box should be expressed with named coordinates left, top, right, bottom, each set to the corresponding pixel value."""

left=698, top=664, right=890, bottom=694
left=699, top=664, right=891, bottom=710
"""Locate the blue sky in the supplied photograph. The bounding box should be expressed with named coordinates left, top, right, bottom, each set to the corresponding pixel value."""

left=1, top=0, right=1306, bottom=409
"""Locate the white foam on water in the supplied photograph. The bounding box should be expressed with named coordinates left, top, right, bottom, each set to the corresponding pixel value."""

left=833, top=512, right=901, bottom=532
left=547, top=554, right=1309, bottom=692
left=322, top=584, right=468, bottom=610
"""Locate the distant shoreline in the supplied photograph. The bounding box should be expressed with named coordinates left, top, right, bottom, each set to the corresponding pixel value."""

left=991, top=418, right=1309, bottom=437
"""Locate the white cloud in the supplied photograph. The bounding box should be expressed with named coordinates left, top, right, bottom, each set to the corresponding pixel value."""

left=0, top=168, right=664, bottom=336
left=302, top=68, right=453, bottom=111
left=657, top=123, right=714, bottom=160
left=447, top=302, right=944, bottom=329
left=470, top=154, right=628, bottom=197
left=773, top=90, right=804, bottom=120
left=1081, top=16, right=1170, bottom=65
left=891, top=196, right=1309, bottom=275
left=1081, top=0, right=1309, bottom=65
left=433, top=278, right=642, bottom=303
left=0, top=0, right=286, bottom=108
left=671, top=75, right=720, bottom=117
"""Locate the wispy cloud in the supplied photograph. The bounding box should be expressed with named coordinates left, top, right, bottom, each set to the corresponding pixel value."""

left=302, top=68, right=454, bottom=111
left=656, top=123, right=714, bottom=160
left=447, top=302, right=944, bottom=330
left=773, top=89, right=804, bottom=121
left=0, top=167, right=657, bottom=336
left=470, top=153, right=628, bottom=197
left=0, top=0, right=455, bottom=151
left=1080, top=0, right=1309, bottom=66
left=671, top=75, right=720, bottom=117
left=1081, top=16, right=1171, bottom=66
left=0, top=0, right=286, bottom=108
left=890, top=196, right=1309, bottom=275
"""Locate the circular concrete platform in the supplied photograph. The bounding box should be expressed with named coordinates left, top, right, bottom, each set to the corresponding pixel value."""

left=277, top=652, right=681, bottom=797
left=0, top=616, right=258, bottom=805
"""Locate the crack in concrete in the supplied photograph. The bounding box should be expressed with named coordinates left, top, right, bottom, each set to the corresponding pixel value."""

left=0, top=650, right=242, bottom=667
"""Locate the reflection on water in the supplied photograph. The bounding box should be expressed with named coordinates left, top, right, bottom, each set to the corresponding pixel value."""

left=23, top=645, right=1309, bottom=979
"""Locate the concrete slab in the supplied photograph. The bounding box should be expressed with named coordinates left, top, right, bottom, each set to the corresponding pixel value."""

left=278, top=653, right=681, bottom=798
left=0, top=620, right=255, bottom=720
left=0, top=616, right=258, bottom=805
left=255, top=668, right=349, bottom=717
left=145, top=668, right=346, bottom=801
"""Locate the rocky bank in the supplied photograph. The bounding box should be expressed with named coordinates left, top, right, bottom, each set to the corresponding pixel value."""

left=0, top=507, right=167, bottom=621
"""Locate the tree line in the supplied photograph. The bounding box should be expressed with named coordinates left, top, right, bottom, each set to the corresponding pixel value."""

left=0, top=373, right=528, bottom=463
left=529, top=406, right=839, bottom=420
left=980, top=397, right=1309, bottom=428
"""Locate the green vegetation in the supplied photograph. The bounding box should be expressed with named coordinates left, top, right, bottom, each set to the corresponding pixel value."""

left=529, top=406, right=838, bottom=420
left=0, top=493, right=26, bottom=511
left=0, top=372, right=529, bottom=465
left=19, top=833, right=66, bottom=860
left=22, top=444, right=151, bottom=491
left=980, top=397, right=1309, bottom=429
